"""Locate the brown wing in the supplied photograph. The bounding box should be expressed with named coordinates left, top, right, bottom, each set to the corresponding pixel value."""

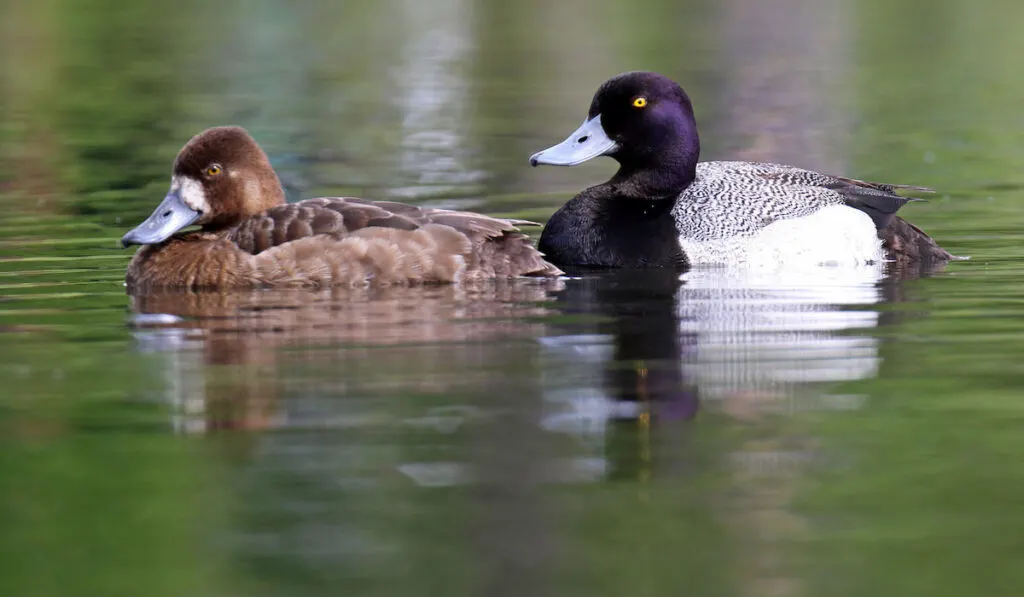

left=229, top=197, right=561, bottom=279
left=404, top=205, right=563, bottom=279
left=340, top=198, right=542, bottom=244
left=228, top=198, right=418, bottom=254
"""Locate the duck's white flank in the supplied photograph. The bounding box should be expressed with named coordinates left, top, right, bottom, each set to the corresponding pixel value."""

left=670, top=161, right=896, bottom=268
left=679, top=204, right=884, bottom=268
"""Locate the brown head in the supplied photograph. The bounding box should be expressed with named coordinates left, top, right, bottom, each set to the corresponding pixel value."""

left=122, top=126, right=286, bottom=247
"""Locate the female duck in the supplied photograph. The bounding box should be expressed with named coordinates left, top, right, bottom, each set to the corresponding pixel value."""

left=122, top=126, right=561, bottom=290
left=530, top=71, right=954, bottom=269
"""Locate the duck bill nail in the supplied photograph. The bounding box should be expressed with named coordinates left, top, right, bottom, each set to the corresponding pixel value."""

left=529, top=115, right=618, bottom=167
left=121, top=189, right=202, bottom=247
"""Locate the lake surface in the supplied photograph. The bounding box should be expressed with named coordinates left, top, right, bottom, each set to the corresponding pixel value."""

left=3, top=0, right=1024, bottom=595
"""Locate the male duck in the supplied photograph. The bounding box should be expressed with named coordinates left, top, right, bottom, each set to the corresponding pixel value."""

left=122, top=126, right=561, bottom=290
left=530, top=71, right=954, bottom=269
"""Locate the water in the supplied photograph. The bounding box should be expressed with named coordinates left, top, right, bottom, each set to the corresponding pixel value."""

left=3, top=0, right=1024, bottom=595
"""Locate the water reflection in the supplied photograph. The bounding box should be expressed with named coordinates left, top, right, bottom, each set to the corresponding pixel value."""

left=128, top=282, right=568, bottom=593
left=128, top=262, right=923, bottom=475
left=539, top=270, right=698, bottom=481
left=391, top=0, right=484, bottom=201
left=536, top=264, right=901, bottom=597
left=535, top=264, right=914, bottom=483
left=118, top=259, right=949, bottom=594
left=678, top=265, right=884, bottom=415
left=129, top=282, right=562, bottom=434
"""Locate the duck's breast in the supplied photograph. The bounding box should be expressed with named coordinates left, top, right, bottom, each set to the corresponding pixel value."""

left=126, top=233, right=258, bottom=290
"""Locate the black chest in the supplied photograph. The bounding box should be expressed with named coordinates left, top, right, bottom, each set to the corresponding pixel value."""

left=538, top=196, right=685, bottom=269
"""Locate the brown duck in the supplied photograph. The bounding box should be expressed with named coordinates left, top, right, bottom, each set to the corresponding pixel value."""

left=122, top=126, right=561, bottom=290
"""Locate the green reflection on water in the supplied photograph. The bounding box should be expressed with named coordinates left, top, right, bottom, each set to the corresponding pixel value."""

left=0, top=338, right=227, bottom=597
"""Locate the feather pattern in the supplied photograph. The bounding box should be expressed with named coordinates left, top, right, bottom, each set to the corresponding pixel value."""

left=671, top=161, right=933, bottom=241
left=227, top=197, right=536, bottom=254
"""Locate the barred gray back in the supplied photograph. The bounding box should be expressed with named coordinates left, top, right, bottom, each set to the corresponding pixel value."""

left=671, top=161, right=853, bottom=241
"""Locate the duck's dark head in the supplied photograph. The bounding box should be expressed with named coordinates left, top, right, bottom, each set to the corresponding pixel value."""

left=530, top=72, right=700, bottom=198
left=121, top=126, right=285, bottom=247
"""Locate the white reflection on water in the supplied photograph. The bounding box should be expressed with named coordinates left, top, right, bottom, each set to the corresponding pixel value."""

left=389, top=0, right=486, bottom=201
left=540, top=264, right=885, bottom=449
left=128, top=283, right=560, bottom=436
left=132, top=328, right=209, bottom=434
left=677, top=264, right=882, bottom=403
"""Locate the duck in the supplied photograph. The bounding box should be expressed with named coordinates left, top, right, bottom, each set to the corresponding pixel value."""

left=529, top=71, right=955, bottom=269
left=121, top=126, right=562, bottom=290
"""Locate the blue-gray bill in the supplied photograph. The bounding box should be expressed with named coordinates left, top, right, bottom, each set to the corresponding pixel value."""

left=529, top=115, right=618, bottom=167
left=121, top=190, right=202, bottom=247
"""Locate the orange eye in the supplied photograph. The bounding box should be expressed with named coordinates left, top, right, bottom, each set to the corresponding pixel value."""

left=205, top=164, right=223, bottom=177
left=632, top=97, right=648, bottom=108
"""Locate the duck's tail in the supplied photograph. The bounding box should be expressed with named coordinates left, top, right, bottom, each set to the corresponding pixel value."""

left=881, top=216, right=961, bottom=265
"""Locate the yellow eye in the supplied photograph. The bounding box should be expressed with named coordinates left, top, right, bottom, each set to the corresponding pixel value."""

left=632, top=97, right=648, bottom=108
left=205, top=164, right=223, bottom=177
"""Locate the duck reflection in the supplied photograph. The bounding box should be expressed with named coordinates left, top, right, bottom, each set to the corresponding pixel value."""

left=129, top=258, right=944, bottom=480
left=538, top=268, right=696, bottom=482
left=538, top=261, right=947, bottom=482
left=129, top=280, right=564, bottom=434
left=679, top=260, right=948, bottom=418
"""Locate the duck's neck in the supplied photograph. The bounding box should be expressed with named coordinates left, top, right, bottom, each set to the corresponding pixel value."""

left=610, top=119, right=700, bottom=200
